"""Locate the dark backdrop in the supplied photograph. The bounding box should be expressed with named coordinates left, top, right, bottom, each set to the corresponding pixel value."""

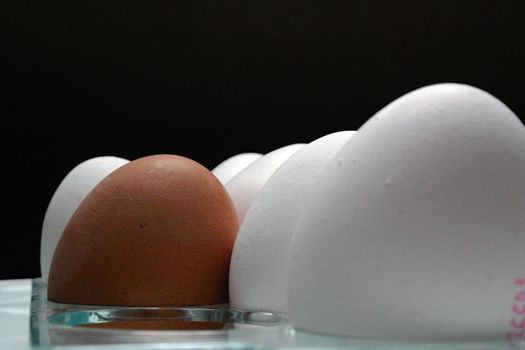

left=2, top=0, right=525, bottom=279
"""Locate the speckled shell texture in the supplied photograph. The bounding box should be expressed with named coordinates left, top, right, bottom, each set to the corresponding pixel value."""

left=288, top=84, right=525, bottom=341
left=48, top=154, right=239, bottom=307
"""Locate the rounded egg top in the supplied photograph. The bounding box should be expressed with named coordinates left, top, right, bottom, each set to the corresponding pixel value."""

left=212, top=153, right=262, bottom=184
left=225, top=144, right=305, bottom=223
left=288, top=83, right=525, bottom=341
left=230, top=131, right=355, bottom=313
left=48, top=154, right=239, bottom=307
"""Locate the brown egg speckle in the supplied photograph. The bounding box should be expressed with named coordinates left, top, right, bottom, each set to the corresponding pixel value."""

left=48, top=155, right=239, bottom=306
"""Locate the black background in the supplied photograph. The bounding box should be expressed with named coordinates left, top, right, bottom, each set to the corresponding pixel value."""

left=2, top=1, right=525, bottom=279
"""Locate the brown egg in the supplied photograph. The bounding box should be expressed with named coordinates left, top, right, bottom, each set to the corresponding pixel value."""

left=48, top=155, right=239, bottom=306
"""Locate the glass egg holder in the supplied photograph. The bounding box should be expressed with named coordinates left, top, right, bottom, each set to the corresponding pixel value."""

left=30, top=279, right=522, bottom=350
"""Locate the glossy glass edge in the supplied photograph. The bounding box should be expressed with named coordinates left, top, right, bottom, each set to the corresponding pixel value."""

left=30, top=278, right=524, bottom=350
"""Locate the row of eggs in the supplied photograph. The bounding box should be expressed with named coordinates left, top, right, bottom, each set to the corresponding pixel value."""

left=40, top=84, right=525, bottom=342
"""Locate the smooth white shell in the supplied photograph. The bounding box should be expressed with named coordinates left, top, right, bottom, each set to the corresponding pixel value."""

left=226, top=144, right=305, bottom=223
left=40, top=156, right=129, bottom=281
left=230, top=131, right=355, bottom=312
left=212, top=153, right=262, bottom=184
left=288, top=84, right=525, bottom=341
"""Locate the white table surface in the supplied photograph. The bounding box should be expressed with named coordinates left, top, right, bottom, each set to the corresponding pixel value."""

left=0, top=279, right=32, bottom=349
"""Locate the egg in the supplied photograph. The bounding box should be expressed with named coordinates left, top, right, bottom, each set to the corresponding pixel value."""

left=212, top=153, right=262, bottom=184
left=47, top=154, right=239, bottom=306
left=225, top=144, right=305, bottom=222
left=40, top=156, right=129, bottom=282
left=287, top=84, right=525, bottom=341
left=229, top=131, right=355, bottom=313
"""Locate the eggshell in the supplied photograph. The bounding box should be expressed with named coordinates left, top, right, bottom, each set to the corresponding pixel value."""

left=230, top=131, right=355, bottom=312
left=40, top=156, right=129, bottom=282
left=48, top=154, right=239, bottom=306
left=288, top=84, right=525, bottom=341
left=212, top=153, right=262, bottom=184
left=225, top=144, right=305, bottom=222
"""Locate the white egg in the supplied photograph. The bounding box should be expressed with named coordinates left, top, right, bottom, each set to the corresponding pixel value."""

left=288, top=84, right=525, bottom=341
left=212, top=153, right=262, bottom=184
left=230, top=131, right=355, bottom=313
left=226, top=144, right=305, bottom=223
left=40, top=156, right=129, bottom=282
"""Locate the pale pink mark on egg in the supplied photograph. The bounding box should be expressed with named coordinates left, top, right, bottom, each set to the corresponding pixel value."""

left=507, top=279, right=525, bottom=344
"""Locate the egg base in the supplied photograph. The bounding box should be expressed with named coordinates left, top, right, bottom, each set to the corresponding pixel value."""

left=30, top=279, right=523, bottom=349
